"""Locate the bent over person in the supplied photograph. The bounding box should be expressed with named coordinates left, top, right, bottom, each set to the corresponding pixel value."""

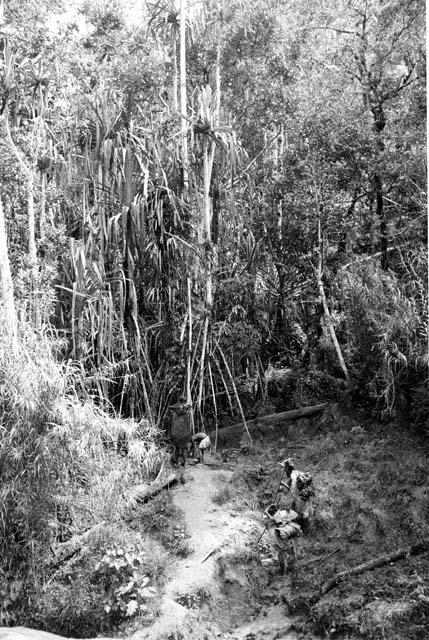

left=191, top=431, right=211, bottom=463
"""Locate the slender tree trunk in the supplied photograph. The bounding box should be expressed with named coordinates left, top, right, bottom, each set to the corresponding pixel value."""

left=217, top=346, right=252, bottom=444
left=374, top=172, right=388, bottom=269
left=197, top=6, right=223, bottom=422
left=180, top=0, right=188, bottom=192
left=172, top=37, right=178, bottom=111
left=186, top=277, right=194, bottom=432
left=28, top=173, right=37, bottom=264
left=2, top=116, right=37, bottom=265
left=214, top=3, right=222, bottom=121
left=39, top=171, right=46, bottom=240
left=197, top=138, right=211, bottom=418
left=372, top=115, right=388, bottom=270
left=313, top=174, right=350, bottom=383
left=0, top=199, right=18, bottom=352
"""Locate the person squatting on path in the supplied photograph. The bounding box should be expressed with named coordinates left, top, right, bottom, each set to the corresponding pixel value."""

left=169, top=396, right=192, bottom=466
left=264, top=504, right=302, bottom=575
left=191, top=431, right=211, bottom=463
left=280, top=457, right=315, bottom=533
left=264, top=458, right=316, bottom=574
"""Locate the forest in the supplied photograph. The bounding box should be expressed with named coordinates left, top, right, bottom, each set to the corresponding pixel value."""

left=0, top=1, right=427, bottom=639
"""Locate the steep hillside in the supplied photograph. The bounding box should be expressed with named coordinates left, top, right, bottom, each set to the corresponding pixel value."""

left=213, top=410, right=429, bottom=639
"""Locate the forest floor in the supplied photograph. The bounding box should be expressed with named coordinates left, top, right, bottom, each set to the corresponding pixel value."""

left=1, top=410, right=428, bottom=640
left=131, top=409, right=429, bottom=640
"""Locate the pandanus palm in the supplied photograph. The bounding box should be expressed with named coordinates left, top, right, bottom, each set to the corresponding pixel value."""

left=183, top=83, right=251, bottom=442
left=147, top=1, right=181, bottom=110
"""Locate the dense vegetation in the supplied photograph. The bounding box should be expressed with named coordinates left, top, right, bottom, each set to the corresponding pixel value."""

left=0, top=0, right=426, bottom=634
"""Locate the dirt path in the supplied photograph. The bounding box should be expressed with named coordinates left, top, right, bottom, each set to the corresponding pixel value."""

left=132, top=461, right=297, bottom=640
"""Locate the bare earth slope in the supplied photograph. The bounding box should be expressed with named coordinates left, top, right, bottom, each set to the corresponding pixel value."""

left=0, top=461, right=297, bottom=640
left=132, top=462, right=298, bottom=640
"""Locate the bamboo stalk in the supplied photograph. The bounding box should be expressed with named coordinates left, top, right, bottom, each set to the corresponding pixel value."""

left=312, top=161, right=350, bottom=383
left=212, top=353, right=235, bottom=415
left=186, top=277, right=194, bottom=433
left=180, top=0, right=188, bottom=193
left=216, top=345, right=252, bottom=444
left=207, top=360, right=219, bottom=451
left=0, top=199, right=18, bottom=352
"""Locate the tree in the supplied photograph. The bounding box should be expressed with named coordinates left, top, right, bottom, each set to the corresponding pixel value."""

left=0, top=198, right=18, bottom=351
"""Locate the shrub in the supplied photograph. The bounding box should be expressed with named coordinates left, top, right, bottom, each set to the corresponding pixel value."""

left=338, top=257, right=428, bottom=421
left=32, top=531, right=167, bottom=637
left=212, top=486, right=233, bottom=505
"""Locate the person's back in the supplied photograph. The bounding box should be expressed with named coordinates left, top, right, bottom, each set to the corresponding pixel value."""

left=170, top=399, right=192, bottom=465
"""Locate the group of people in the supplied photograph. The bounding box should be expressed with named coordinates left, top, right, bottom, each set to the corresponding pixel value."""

left=169, top=396, right=211, bottom=466
left=168, top=396, right=314, bottom=575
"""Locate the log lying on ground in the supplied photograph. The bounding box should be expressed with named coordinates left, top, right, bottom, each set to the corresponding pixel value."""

left=320, top=542, right=429, bottom=596
left=216, top=403, right=329, bottom=445
left=51, top=521, right=107, bottom=565
left=125, top=472, right=178, bottom=504
left=51, top=473, right=178, bottom=566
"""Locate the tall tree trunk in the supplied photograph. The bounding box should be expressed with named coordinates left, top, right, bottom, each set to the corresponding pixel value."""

left=28, top=172, right=37, bottom=265
left=180, top=0, right=188, bottom=192
left=197, top=7, right=223, bottom=421
left=374, top=171, right=388, bottom=269
left=172, top=36, right=178, bottom=111
left=197, top=136, right=215, bottom=417
left=372, top=108, right=388, bottom=270
left=313, top=175, right=350, bottom=383
left=0, top=199, right=18, bottom=352
left=2, top=116, right=37, bottom=265
left=39, top=171, right=46, bottom=240
left=186, top=277, right=194, bottom=432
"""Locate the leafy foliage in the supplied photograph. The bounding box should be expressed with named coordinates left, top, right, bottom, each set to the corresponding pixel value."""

left=338, top=255, right=428, bottom=421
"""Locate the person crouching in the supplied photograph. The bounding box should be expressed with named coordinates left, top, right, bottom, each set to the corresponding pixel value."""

left=191, top=432, right=211, bottom=463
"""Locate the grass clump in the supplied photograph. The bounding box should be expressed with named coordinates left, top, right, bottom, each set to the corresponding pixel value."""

left=212, top=486, right=233, bottom=505
left=130, top=493, right=193, bottom=558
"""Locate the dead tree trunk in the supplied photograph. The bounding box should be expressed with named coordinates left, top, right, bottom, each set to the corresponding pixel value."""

left=320, top=542, right=429, bottom=596
left=216, top=403, right=329, bottom=445
left=51, top=473, right=179, bottom=565
left=125, top=473, right=178, bottom=504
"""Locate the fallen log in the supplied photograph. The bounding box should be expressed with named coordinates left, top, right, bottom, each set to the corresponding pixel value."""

left=216, top=403, right=329, bottom=445
left=125, top=472, right=178, bottom=504
left=51, top=521, right=107, bottom=565
left=52, top=473, right=179, bottom=566
left=320, top=542, right=429, bottom=596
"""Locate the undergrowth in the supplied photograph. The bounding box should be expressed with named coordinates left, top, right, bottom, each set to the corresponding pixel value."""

left=224, top=411, right=429, bottom=640
left=0, top=325, right=171, bottom=635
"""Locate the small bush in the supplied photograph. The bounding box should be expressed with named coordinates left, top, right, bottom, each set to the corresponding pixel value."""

left=31, top=529, right=168, bottom=637
left=338, top=258, right=428, bottom=422
left=212, top=486, right=233, bottom=505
